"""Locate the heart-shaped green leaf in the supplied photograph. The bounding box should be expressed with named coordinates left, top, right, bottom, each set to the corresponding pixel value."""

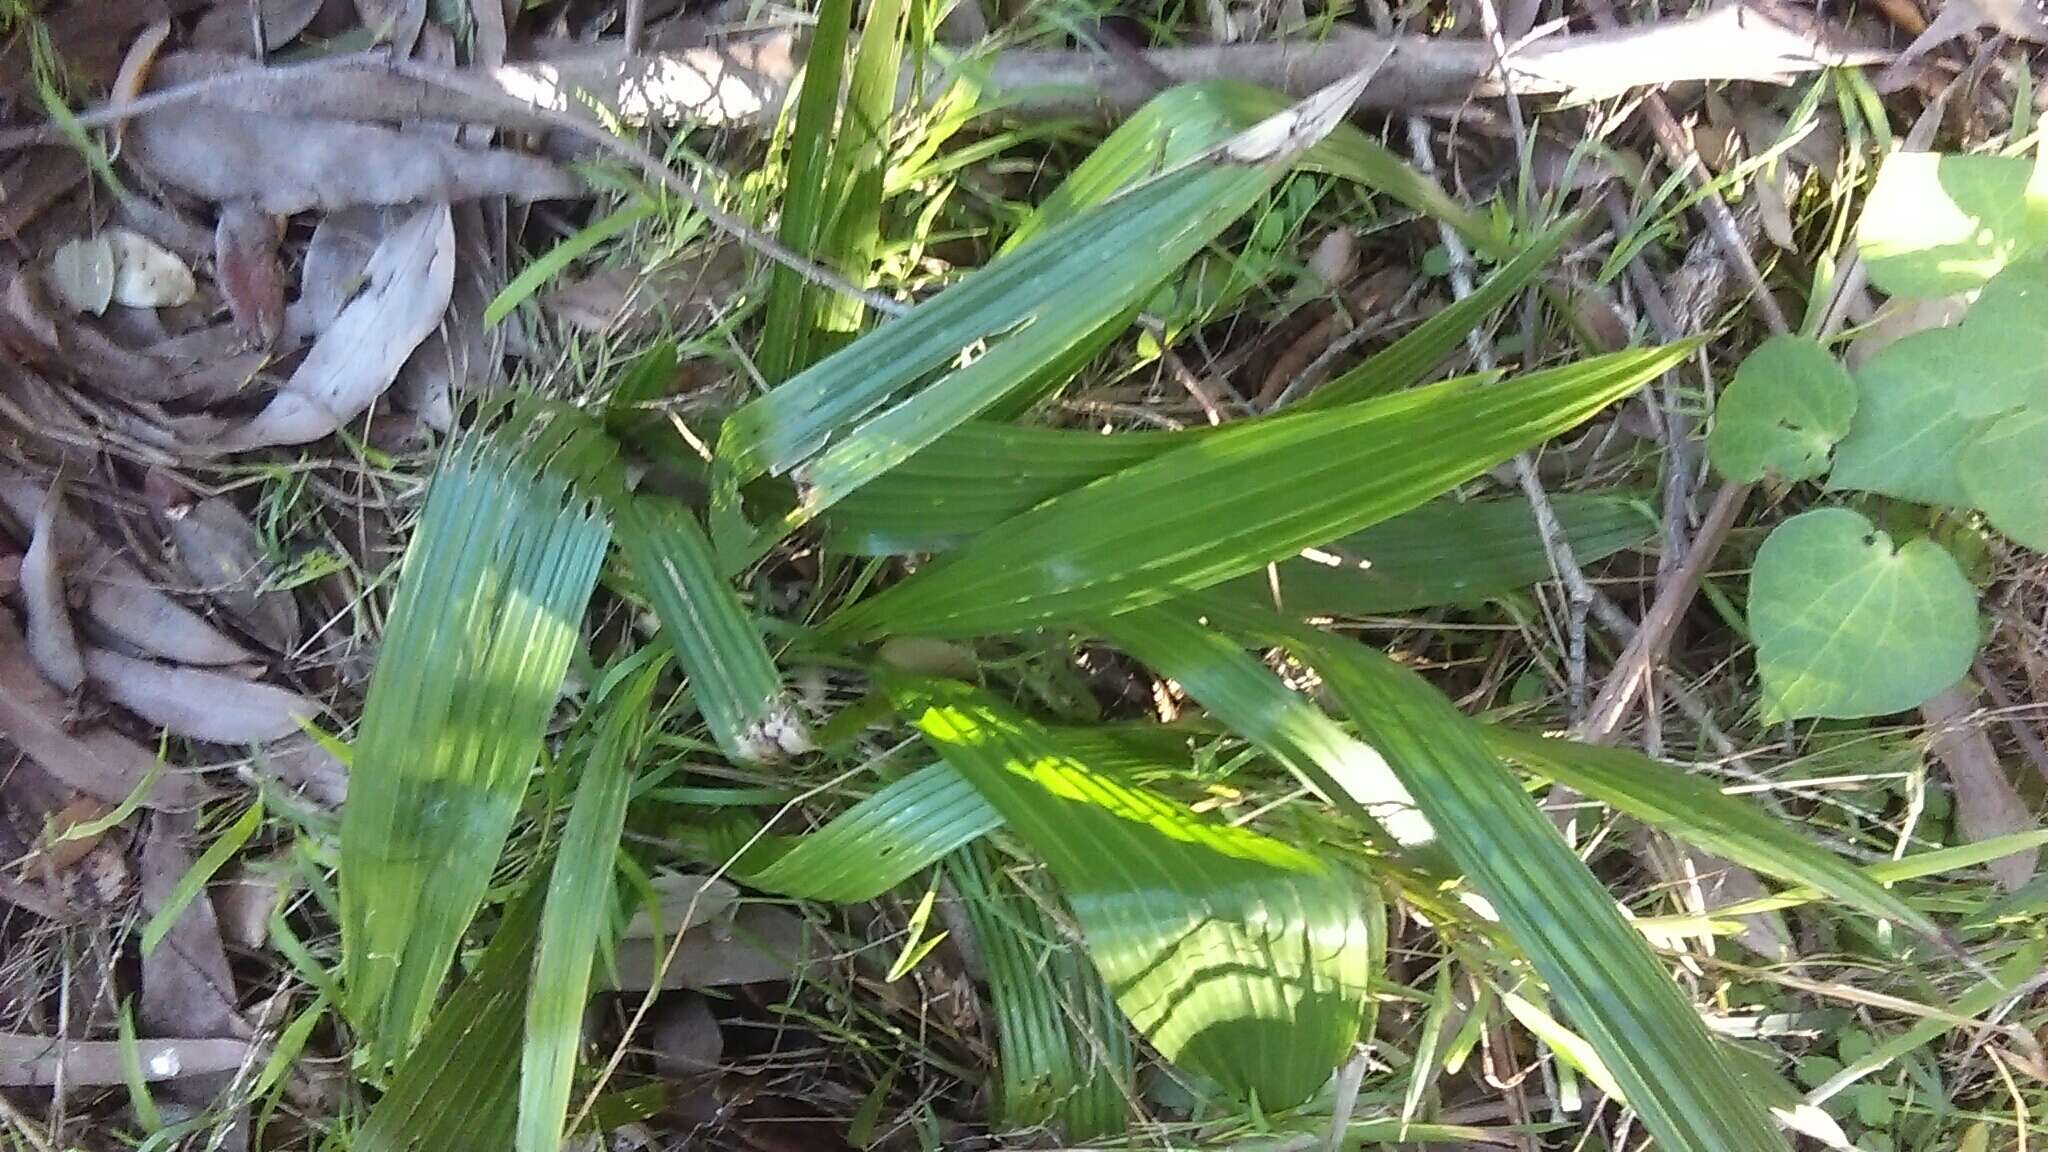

left=1708, top=334, right=1857, bottom=483
left=1859, top=152, right=2048, bottom=297
left=1960, top=411, right=2048, bottom=550
left=1827, top=330, right=1978, bottom=506
left=1750, top=508, right=1978, bottom=720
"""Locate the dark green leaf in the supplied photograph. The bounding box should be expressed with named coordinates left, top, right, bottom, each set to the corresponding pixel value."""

left=830, top=345, right=1691, bottom=639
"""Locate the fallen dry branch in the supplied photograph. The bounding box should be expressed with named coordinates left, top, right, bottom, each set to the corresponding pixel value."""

left=0, top=1032, right=257, bottom=1087
left=0, top=2, right=1885, bottom=151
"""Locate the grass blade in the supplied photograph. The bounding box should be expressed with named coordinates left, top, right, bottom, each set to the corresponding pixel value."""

left=615, top=496, right=806, bottom=764
left=517, top=663, right=660, bottom=1152
left=896, top=679, right=1375, bottom=1107
left=1485, top=728, right=1942, bottom=941
left=341, top=434, right=610, bottom=1060
left=716, top=76, right=1382, bottom=560
left=1297, top=214, right=1580, bottom=410
left=1211, top=493, right=1655, bottom=616
left=829, top=344, right=1691, bottom=640
left=1190, top=604, right=1786, bottom=1152
left=739, top=762, right=1001, bottom=903
left=756, top=0, right=856, bottom=384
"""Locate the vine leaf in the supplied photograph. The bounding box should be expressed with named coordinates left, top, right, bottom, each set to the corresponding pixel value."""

left=1960, top=411, right=2048, bottom=550
left=1859, top=152, right=2048, bottom=297
left=1750, top=508, right=1978, bottom=720
left=1707, top=334, right=1857, bottom=483
left=1827, top=330, right=1978, bottom=506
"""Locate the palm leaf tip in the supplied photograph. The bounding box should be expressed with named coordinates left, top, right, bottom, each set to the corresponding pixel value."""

left=340, top=433, right=611, bottom=1062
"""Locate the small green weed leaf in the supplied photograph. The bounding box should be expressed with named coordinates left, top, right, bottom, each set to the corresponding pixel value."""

left=1859, top=151, right=2048, bottom=296
left=1943, top=256, right=2048, bottom=415
left=1750, top=508, right=1977, bottom=719
left=1960, top=411, right=2048, bottom=549
left=898, top=680, right=1375, bottom=1108
left=1827, top=330, right=1977, bottom=506
left=1707, top=334, right=1857, bottom=483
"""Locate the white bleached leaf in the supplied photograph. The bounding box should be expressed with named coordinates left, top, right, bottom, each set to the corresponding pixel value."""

left=106, top=227, right=197, bottom=308
left=217, top=203, right=454, bottom=451
left=85, top=647, right=318, bottom=744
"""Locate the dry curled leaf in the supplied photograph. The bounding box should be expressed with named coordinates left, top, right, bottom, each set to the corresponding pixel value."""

left=21, top=485, right=86, bottom=693
left=217, top=203, right=454, bottom=450
left=293, top=207, right=387, bottom=338
left=140, top=812, right=252, bottom=1151
left=130, top=57, right=581, bottom=214
left=611, top=905, right=818, bottom=991
left=213, top=204, right=284, bottom=346
left=86, top=647, right=318, bottom=744
left=0, top=473, right=254, bottom=667
left=0, top=615, right=189, bottom=809
left=158, top=493, right=300, bottom=652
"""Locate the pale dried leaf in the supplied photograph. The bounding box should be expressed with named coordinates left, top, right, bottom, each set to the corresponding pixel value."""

left=252, top=732, right=348, bottom=808
left=129, top=80, right=580, bottom=214
left=160, top=494, right=300, bottom=652
left=140, top=813, right=244, bottom=1042
left=1845, top=295, right=1970, bottom=369
left=21, top=486, right=86, bottom=693
left=622, top=872, right=740, bottom=940
left=0, top=473, right=254, bottom=666
left=648, top=993, right=724, bottom=1075
left=0, top=615, right=189, bottom=808
left=1638, top=830, right=1792, bottom=961
left=217, top=203, right=454, bottom=451
left=1923, top=686, right=2040, bottom=892
left=1306, top=229, right=1357, bottom=289
left=86, top=647, right=317, bottom=744
left=0, top=1033, right=255, bottom=1087
left=191, top=0, right=324, bottom=54
left=356, top=0, right=426, bottom=51
left=211, top=861, right=280, bottom=950
left=49, top=235, right=115, bottom=315
left=0, top=148, right=87, bottom=241
left=106, top=226, right=197, bottom=309
left=610, top=905, right=817, bottom=991
left=214, top=204, right=284, bottom=346
left=293, top=207, right=387, bottom=337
